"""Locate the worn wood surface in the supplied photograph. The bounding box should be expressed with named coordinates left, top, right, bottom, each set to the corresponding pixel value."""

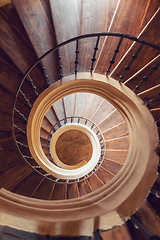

left=100, top=225, right=132, bottom=240
left=12, top=0, right=59, bottom=83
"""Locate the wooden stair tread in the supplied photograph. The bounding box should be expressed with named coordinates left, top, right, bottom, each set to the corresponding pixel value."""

left=32, top=178, right=55, bottom=200
left=91, top=99, right=115, bottom=125
left=52, top=98, right=66, bottom=121
left=0, top=148, right=22, bottom=172
left=96, top=167, right=114, bottom=184
left=64, top=94, right=75, bottom=117
left=12, top=171, right=44, bottom=197
left=87, top=173, right=104, bottom=192
left=67, top=183, right=79, bottom=199
left=77, top=180, right=92, bottom=197
left=125, top=55, right=160, bottom=94
left=45, top=106, right=58, bottom=127
left=106, top=136, right=129, bottom=150
left=83, top=93, right=104, bottom=120
left=0, top=162, right=33, bottom=191
left=98, top=109, right=123, bottom=132
left=50, top=183, right=67, bottom=200
left=150, top=108, right=160, bottom=121
left=134, top=201, right=160, bottom=237
left=105, top=150, right=128, bottom=164
left=74, top=92, right=89, bottom=117
left=49, top=0, right=81, bottom=76
left=41, top=116, right=53, bottom=133
left=12, top=0, right=59, bottom=83
left=102, top=159, right=124, bottom=176
left=111, top=8, right=160, bottom=81
left=95, top=0, right=160, bottom=75
left=103, top=121, right=128, bottom=140
left=100, top=225, right=132, bottom=240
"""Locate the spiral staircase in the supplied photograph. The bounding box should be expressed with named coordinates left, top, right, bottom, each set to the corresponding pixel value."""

left=0, top=0, right=160, bottom=239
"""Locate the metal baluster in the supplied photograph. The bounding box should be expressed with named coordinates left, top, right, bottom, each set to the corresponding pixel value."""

left=90, top=35, right=100, bottom=73
left=27, top=75, right=39, bottom=97
left=74, top=40, right=79, bottom=74
left=130, top=216, right=160, bottom=240
left=19, top=89, right=32, bottom=108
left=14, top=108, right=27, bottom=122
left=13, top=124, right=26, bottom=135
left=106, top=36, right=123, bottom=76
left=119, top=44, right=143, bottom=83
left=58, top=55, right=63, bottom=79
left=133, top=61, right=160, bottom=92
left=145, top=92, right=160, bottom=109
left=43, top=67, right=50, bottom=87
left=16, top=141, right=28, bottom=148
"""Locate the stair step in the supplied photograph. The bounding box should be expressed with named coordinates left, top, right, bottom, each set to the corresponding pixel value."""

left=103, top=121, right=128, bottom=140
left=102, top=159, right=123, bottom=176
left=87, top=173, right=104, bottom=192
left=83, top=93, right=104, bottom=120
left=12, top=171, right=44, bottom=197
left=12, top=0, right=59, bottom=83
left=125, top=54, right=160, bottom=93
left=41, top=116, right=53, bottom=133
left=98, top=109, right=123, bottom=132
left=45, top=106, right=58, bottom=127
left=0, top=148, right=22, bottom=172
left=64, top=94, right=75, bottom=117
left=50, top=183, right=67, bottom=200
left=74, top=92, right=89, bottom=117
left=67, top=183, right=79, bottom=199
left=111, top=8, right=160, bottom=81
left=77, top=180, right=92, bottom=197
left=105, top=150, right=128, bottom=164
left=32, top=178, right=55, bottom=200
left=134, top=201, right=160, bottom=237
left=96, top=167, right=114, bottom=184
left=0, top=162, right=33, bottom=190
left=52, top=98, right=66, bottom=120
left=100, top=225, right=132, bottom=240
left=106, top=136, right=129, bottom=150
left=95, top=1, right=160, bottom=75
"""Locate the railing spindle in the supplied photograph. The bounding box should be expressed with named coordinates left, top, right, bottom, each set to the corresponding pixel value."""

left=90, top=35, right=100, bottom=73
left=74, top=40, right=79, bottom=74
left=106, top=36, right=123, bottom=76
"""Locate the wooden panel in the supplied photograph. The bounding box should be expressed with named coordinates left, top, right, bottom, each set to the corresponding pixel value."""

left=87, top=173, right=104, bottom=192
left=12, top=171, right=44, bottom=198
left=32, top=178, right=55, bottom=200
left=103, top=121, right=128, bottom=140
left=64, top=94, right=75, bottom=117
left=41, top=116, right=53, bottom=133
left=150, top=108, right=160, bottom=121
left=0, top=162, right=33, bottom=190
left=105, top=150, right=128, bottom=164
left=74, top=92, right=89, bottom=117
left=78, top=0, right=119, bottom=72
left=0, top=49, right=22, bottom=94
left=95, top=1, right=160, bottom=75
left=106, top=136, right=129, bottom=150
left=125, top=55, right=160, bottom=93
left=12, top=0, right=59, bottom=83
left=52, top=99, right=66, bottom=120
left=45, top=106, right=58, bottom=126
left=100, top=225, right=132, bottom=240
left=83, top=93, right=104, bottom=120
left=50, top=0, right=82, bottom=76
left=135, top=202, right=160, bottom=237
left=111, top=9, right=160, bottom=81
left=67, top=183, right=79, bottom=199
left=91, top=99, right=115, bottom=125
left=96, top=167, right=113, bottom=184
left=78, top=180, right=92, bottom=196
left=0, top=148, right=22, bottom=172
left=98, top=109, right=123, bottom=132
left=50, top=183, right=67, bottom=200
left=102, top=159, right=123, bottom=176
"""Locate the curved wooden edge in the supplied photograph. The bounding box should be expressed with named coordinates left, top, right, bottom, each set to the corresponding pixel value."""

left=1, top=73, right=159, bottom=231
left=0, top=0, right=11, bottom=8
